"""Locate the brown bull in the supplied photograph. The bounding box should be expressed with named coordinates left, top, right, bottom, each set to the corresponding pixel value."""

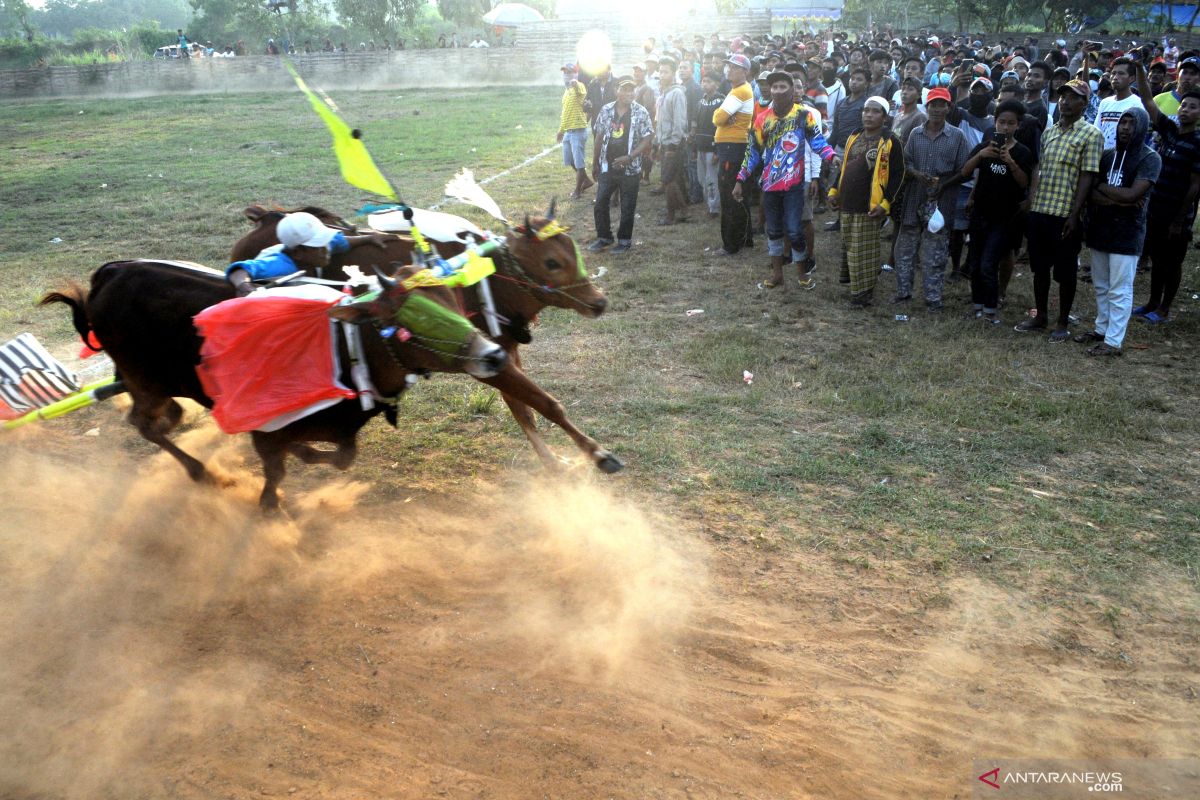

left=41, top=259, right=510, bottom=510
left=231, top=203, right=623, bottom=473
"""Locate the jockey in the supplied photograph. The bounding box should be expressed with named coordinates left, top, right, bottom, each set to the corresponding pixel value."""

left=226, top=211, right=393, bottom=296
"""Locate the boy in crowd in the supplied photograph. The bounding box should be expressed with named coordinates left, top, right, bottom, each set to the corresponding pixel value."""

left=1154, top=57, right=1200, bottom=120
left=868, top=50, right=898, bottom=100
left=892, top=77, right=927, bottom=143
left=960, top=100, right=1035, bottom=323
left=692, top=69, right=725, bottom=218
left=655, top=56, right=691, bottom=225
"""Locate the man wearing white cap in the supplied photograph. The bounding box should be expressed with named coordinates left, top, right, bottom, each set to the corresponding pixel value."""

left=711, top=53, right=757, bottom=255
left=226, top=212, right=393, bottom=296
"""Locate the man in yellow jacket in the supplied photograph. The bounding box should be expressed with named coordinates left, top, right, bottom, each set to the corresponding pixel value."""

left=828, top=96, right=907, bottom=307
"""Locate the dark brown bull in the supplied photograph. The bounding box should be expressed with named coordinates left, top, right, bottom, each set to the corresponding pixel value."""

left=41, top=259, right=509, bottom=510
left=231, top=203, right=622, bottom=473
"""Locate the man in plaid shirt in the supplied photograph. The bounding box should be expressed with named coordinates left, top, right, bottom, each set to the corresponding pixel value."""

left=1017, top=79, right=1103, bottom=341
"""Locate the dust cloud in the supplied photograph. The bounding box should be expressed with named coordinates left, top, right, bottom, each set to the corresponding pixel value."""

left=0, top=423, right=701, bottom=799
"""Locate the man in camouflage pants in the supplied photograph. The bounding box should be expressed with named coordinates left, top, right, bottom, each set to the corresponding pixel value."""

left=892, top=88, right=970, bottom=312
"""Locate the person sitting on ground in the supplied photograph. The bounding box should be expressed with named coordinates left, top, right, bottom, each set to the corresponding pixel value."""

left=226, top=212, right=395, bottom=296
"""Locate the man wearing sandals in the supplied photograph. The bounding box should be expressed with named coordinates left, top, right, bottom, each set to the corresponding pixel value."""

left=732, top=70, right=837, bottom=290
left=960, top=100, right=1035, bottom=325
left=1077, top=107, right=1160, bottom=356
left=1016, top=79, right=1103, bottom=342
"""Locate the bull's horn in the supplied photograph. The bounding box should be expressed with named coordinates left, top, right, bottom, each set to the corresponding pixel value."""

left=372, top=264, right=397, bottom=289
left=546, top=196, right=557, bottom=220
left=524, top=214, right=536, bottom=238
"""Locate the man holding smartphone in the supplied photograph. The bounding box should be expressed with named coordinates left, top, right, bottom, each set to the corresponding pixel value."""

left=960, top=101, right=1035, bottom=323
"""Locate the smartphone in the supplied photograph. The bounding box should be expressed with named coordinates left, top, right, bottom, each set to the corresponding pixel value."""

left=962, top=58, right=975, bottom=71
left=993, top=132, right=1009, bottom=147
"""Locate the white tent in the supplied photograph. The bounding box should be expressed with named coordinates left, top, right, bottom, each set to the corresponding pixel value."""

left=482, top=3, right=546, bottom=26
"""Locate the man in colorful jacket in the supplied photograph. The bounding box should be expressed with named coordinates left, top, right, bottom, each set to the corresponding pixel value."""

left=732, top=70, right=838, bottom=290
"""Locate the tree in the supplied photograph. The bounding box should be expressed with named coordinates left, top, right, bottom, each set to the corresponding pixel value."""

left=435, top=0, right=488, bottom=27
left=334, top=0, right=424, bottom=35
left=34, top=0, right=192, bottom=39
left=187, top=0, right=334, bottom=49
left=960, top=0, right=1058, bottom=33
left=1, top=0, right=38, bottom=41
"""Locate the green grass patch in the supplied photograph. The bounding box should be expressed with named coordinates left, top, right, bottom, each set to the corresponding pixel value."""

left=4, top=87, right=1199, bottom=603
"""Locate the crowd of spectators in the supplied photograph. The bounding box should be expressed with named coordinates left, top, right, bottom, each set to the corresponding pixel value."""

left=558, top=28, right=1199, bottom=355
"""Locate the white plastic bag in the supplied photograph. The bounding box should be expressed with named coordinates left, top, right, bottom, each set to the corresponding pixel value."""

left=927, top=206, right=945, bottom=233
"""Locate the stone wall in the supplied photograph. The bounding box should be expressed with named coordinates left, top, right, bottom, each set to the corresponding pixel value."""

left=0, top=13, right=773, bottom=100
left=5, top=20, right=1183, bottom=100
left=0, top=49, right=576, bottom=99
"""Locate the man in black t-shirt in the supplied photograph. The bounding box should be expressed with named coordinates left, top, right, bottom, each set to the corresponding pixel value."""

left=1024, top=61, right=1052, bottom=128
left=1132, top=61, right=1200, bottom=324
left=960, top=100, right=1036, bottom=323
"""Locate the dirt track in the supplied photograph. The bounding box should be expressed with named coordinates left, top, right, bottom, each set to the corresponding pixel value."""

left=1, top=417, right=1196, bottom=799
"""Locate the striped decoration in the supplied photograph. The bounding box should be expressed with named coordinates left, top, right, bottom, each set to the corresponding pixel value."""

left=0, top=333, right=80, bottom=420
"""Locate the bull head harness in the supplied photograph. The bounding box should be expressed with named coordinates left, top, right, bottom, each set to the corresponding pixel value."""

left=495, top=220, right=596, bottom=312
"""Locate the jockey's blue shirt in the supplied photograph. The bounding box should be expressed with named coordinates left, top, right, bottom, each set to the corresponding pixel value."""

left=226, top=232, right=350, bottom=280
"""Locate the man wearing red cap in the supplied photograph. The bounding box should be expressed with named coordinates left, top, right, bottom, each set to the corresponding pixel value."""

left=1017, top=79, right=1103, bottom=341
left=893, top=87, right=970, bottom=312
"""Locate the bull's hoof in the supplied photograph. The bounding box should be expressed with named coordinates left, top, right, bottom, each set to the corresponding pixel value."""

left=594, top=451, right=625, bottom=474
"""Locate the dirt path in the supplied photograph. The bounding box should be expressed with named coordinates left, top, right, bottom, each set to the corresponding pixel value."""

left=1, top=422, right=1195, bottom=800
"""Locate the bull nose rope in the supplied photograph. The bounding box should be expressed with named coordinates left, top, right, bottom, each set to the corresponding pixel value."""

left=491, top=245, right=599, bottom=311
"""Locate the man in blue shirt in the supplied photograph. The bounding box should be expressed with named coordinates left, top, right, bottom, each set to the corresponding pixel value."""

left=226, top=212, right=394, bottom=295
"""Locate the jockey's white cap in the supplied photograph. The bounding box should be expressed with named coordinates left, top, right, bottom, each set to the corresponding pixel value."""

left=278, top=212, right=337, bottom=248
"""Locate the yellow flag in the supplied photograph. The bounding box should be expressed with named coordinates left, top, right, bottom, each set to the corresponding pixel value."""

left=286, top=63, right=397, bottom=200
left=441, top=252, right=496, bottom=288
left=395, top=253, right=496, bottom=292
